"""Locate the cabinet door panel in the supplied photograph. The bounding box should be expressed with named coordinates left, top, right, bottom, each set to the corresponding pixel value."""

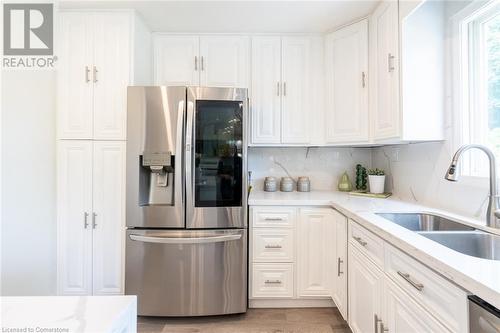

left=385, top=279, right=451, bottom=333
left=154, top=35, right=199, bottom=85
left=92, top=142, right=126, bottom=295
left=348, top=245, right=383, bottom=333
left=92, top=13, right=130, bottom=140
left=372, top=1, right=400, bottom=140
left=332, top=210, right=348, bottom=320
left=250, top=37, right=281, bottom=144
left=281, top=37, right=310, bottom=144
left=200, top=36, right=249, bottom=88
left=57, top=13, right=93, bottom=139
left=57, top=141, right=93, bottom=295
left=325, top=20, right=369, bottom=143
left=297, top=209, right=333, bottom=297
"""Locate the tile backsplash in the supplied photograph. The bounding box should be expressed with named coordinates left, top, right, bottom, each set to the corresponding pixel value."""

left=248, top=147, right=372, bottom=191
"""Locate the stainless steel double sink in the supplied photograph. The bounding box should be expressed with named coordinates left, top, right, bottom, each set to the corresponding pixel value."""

left=376, top=213, right=500, bottom=261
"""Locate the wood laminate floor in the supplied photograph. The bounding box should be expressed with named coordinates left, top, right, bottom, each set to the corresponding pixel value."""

left=138, top=308, right=352, bottom=333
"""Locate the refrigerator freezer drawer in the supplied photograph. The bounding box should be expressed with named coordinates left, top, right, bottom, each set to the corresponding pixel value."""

left=125, top=229, right=247, bottom=316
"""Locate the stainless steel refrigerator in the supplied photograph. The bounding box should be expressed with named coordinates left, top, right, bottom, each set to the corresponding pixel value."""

left=125, top=86, right=248, bottom=316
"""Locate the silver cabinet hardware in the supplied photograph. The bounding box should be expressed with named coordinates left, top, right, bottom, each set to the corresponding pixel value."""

left=265, top=244, right=282, bottom=249
left=388, top=53, right=395, bottom=72
left=374, top=314, right=382, bottom=333
left=194, top=56, right=198, bottom=71
left=337, top=258, right=344, bottom=276
left=83, top=212, right=89, bottom=229
left=85, top=66, right=90, bottom=83
left=264, top=279, right=282, bottom=284
left=397, top=271, right=424, bottom=291
left=379, top=321, right=389, bottom=332
left=353, top=236, right=367, bottom=246
left=201, top=56, right=204, bottom=71
left=277, top=82, right=280, bottom=96
left=93, top=66, right=98, bottom=83
left=92, top=213, right=97, bottom=229
left=362, top=72, right=366, bottom=87
left=283, top=82, right=287, bottom=96
left=264, top=217, right=283, bottom=221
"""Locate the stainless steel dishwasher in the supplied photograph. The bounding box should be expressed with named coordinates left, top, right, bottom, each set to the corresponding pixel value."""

left=469, top=296, right=500, bottom=333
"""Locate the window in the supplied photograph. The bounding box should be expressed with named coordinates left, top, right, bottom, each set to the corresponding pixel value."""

left=455, top=1, right=500, bottom=177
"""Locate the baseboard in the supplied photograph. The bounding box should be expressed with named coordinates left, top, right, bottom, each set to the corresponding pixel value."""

left=249, top=298, right=335, bottom=308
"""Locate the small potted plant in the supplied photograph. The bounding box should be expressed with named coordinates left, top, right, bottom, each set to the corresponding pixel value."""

left=367, top=168, right=385, bottom=194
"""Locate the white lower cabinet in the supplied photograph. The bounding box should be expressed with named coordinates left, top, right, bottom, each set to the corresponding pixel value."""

left=57, top=140, right=125, bottom=295
left=348, top=244, right=383, bottom=333
left=384, top=278, right=450, bottom=333
left=347, top=219, right=467, bottom=333
left=250, top=206, right=334, bottom=305
left=331, top=210, right=348, bottom=319
left=297, top=208, right=334, bottom=297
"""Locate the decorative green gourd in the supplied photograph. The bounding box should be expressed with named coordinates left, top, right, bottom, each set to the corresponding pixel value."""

left=338, top=172, right=353, bottom=192
left=355, top=164, right=368, bottom=191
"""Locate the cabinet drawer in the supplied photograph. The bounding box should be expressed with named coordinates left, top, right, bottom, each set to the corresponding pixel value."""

left=252, top=228, right=294, bottom=262
left=385, top=244, right=468, bottom=332
left=252, top=207, right=296, bottom=228
left=349, top=220, right=384, bottom=268
left=251, top=263, right=294, bottom=298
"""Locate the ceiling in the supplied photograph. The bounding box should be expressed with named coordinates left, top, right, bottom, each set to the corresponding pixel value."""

left=59, top=1, right=380, bottom=33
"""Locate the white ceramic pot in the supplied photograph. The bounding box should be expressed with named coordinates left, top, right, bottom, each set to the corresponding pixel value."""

left=368, top=175, right=385, bottom=194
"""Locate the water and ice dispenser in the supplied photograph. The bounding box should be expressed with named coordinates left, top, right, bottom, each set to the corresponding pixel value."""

left=139, top=151, right=175, bottom=206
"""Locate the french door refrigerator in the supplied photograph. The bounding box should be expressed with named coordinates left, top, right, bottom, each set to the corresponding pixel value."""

left=125, top=86, right=248, bottom=316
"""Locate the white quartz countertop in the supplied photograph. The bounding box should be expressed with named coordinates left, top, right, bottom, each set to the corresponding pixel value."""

left=249, top=190, right=500, bottom=308
left=1, top=296, right=137, bottom=333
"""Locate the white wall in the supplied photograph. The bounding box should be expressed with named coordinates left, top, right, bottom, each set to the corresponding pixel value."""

left=1, top=70, right=57, bottom=295
left=248, top=147, right=372, bottom=191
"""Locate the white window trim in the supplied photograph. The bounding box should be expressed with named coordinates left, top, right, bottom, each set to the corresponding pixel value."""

left=451, top=0, right=499, bottom=184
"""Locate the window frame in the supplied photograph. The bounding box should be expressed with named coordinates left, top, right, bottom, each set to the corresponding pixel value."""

left=451, top=0, right=500, bottom=180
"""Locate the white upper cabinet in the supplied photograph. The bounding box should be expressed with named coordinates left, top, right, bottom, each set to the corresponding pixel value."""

left=281, top=37, right=311, bottom=144
left=296, top=208, right=333, bottom=298
left=200, top=36, right=249, bottom=87
left=325, top=20, right=369, bottom=144
left=153, top=34, right=249, bottom=87
left=251, top=37, right=282, bottom=144
left=58, top=11, right=151, bottom=140
left=369, top=0, right=445, bottom=143
left=92, top=13, right=130, bottom=140
left=57, top=141, right=93, bottom=295
left=154, top=35, right=200, bottom=86
left=250, top=36, right=315, bottom=145
left=58, top=13, right=94, bottom=139
left=92, top=141, right=126, bottom=295
left=371, top=1, right=400, bottom=141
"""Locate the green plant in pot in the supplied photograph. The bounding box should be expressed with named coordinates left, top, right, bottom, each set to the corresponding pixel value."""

left=355, top=164, right=367, bottom=191
left=367, top=168, right=385, bottom=194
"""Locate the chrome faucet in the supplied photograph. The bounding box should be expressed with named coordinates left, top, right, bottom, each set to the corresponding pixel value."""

left=445, top=144, right=500, bottom=229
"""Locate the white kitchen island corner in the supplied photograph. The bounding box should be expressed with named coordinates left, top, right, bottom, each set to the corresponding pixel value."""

left=1, top=296, right=137, bottom=333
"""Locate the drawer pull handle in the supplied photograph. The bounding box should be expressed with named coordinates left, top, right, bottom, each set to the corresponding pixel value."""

left=264, top=279, right=282, bottom=284
left=337, top=257, right=343, bottom=276
left=264, top=217, right=283, bottom=221
left=397, top=271, right=424, bottom=291
left=265, top=244, right=282, bottom=249
left=353, top=236, right=367, bottom=246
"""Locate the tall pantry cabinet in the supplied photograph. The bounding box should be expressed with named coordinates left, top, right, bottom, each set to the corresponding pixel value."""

left=56, top=10, right=151, bottom=295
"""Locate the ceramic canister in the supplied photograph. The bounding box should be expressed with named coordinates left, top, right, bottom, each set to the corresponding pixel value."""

left=264, top=176, right=278, bottom=192
left=297, top=176, right=311, bottom=192
left=280, top=177, right=294, bottom=192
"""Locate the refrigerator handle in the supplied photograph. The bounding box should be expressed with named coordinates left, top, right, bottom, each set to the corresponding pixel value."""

left=185, top=99, right=194, bottom=217
left=176, top=100, right=185, bottom=208
left=129, top=233, right=242, bottom=244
